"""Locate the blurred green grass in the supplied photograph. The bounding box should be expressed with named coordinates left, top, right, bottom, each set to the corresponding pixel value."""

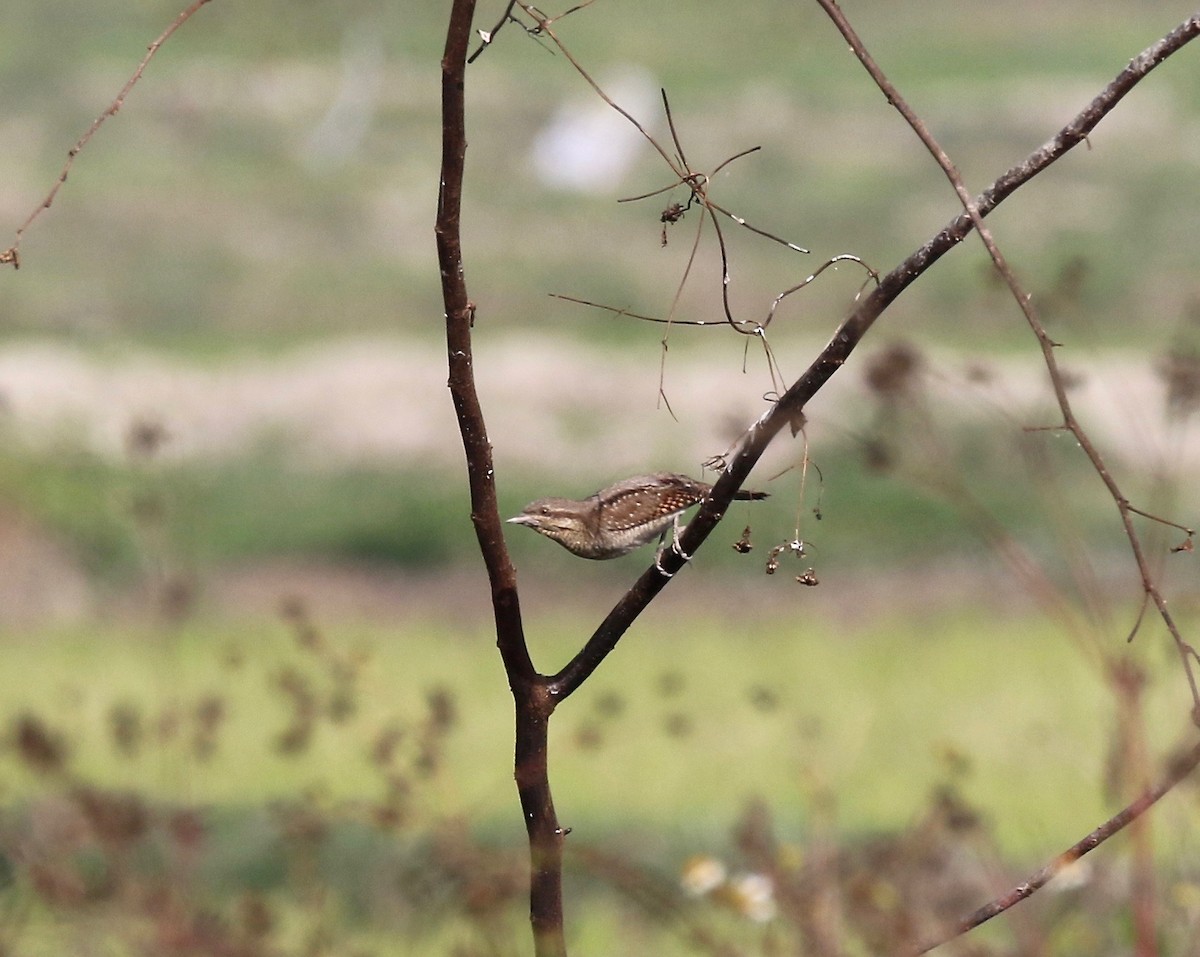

left=2, top=1, right=1197, bottom=353
left=0, top=444, right=471, bottom=577
left=3, top=593, right=1189, bottom=956
left=0, top=421, right=1132, bottom=585
left=2, top=608, right=1194, bottom=860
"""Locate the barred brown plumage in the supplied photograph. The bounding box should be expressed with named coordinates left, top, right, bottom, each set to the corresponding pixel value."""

left=507, top=472, right=768, bottom=562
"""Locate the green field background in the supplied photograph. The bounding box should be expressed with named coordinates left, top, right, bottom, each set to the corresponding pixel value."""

left=2, top=1, right=1200, bottom=953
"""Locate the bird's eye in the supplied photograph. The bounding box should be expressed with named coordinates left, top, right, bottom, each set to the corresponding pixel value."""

left=539, top=505, right=551, bottom=515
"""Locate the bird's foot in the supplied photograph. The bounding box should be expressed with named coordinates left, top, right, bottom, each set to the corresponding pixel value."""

left=655, top=517, right=694, bottom=577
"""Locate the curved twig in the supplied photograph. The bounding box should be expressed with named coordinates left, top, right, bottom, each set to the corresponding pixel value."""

left=1, top=0, right=214, bottom=269
left=467, top=0, right=519, bottom=63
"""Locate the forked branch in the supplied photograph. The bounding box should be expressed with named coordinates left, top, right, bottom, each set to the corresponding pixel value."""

left=438, top=3, right=566, bottom=955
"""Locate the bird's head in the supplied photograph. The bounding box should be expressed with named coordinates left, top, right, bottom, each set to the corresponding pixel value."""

left=506, top=498, right=583, bottom=539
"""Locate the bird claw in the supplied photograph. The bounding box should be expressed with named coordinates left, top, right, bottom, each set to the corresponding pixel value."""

left=655, top=534, right=693, bottom=578
left=670, top=516, right=692, bottom=561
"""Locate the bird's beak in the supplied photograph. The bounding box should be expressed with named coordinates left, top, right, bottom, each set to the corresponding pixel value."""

left=506, top=514, right=532, bottom=526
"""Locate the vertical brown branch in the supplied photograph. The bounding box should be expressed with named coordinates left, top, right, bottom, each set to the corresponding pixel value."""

left=436, top=4, right=566, bottom=954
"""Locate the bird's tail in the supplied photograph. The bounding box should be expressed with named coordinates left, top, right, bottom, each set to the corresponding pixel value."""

left=733, top=488, right=769, bottom=501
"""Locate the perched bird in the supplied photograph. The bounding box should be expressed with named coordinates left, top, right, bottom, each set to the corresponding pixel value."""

left=507, top=471, right=768, bottom=565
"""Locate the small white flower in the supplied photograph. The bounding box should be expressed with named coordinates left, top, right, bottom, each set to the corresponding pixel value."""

left=729, top=872, right=777, bottom=923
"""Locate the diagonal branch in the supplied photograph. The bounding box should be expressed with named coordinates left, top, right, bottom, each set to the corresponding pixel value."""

left=815, top=0, right=1200, bottom=720
left=909, top=738, right=1200, bottom=954
left=550, top=10, right=1200, bottom=701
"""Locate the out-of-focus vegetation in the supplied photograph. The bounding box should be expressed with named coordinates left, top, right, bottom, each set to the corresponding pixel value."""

left=2, top=0, right=1197, bottom=581
left=2, top=2, right=1200, bottom=954
left=1, top=1, right=1198, bottom=352
left=0, top=608, right=1196, bottom=954
left=0, top=611, right=1164, bottom=835
left=0, top=413, right=1139, bottom=586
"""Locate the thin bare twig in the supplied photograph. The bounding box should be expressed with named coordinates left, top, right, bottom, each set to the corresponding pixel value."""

left=470, top=0, right=599, bottom=62
left=1127, top=503, right=1196, bottom=542
left=638, top=91, right=813, bottom=336
left=515, top=7, right=818, bottom=408
left=909, top=738, right=1200, bottom=955
left=467, top=0, right=518, bottom=63
left=814, top=0, right=1200, bottom=720
left=764, top=254, right=879, bottom=326
left=514, top=4, right=680, bottom=173
left=1, top=0, right=214, bottom=269
left=656, top=203, right=707, bottom=414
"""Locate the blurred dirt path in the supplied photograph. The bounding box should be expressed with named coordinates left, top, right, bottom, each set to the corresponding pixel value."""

left=0, top=335, right=1194, bottom=480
